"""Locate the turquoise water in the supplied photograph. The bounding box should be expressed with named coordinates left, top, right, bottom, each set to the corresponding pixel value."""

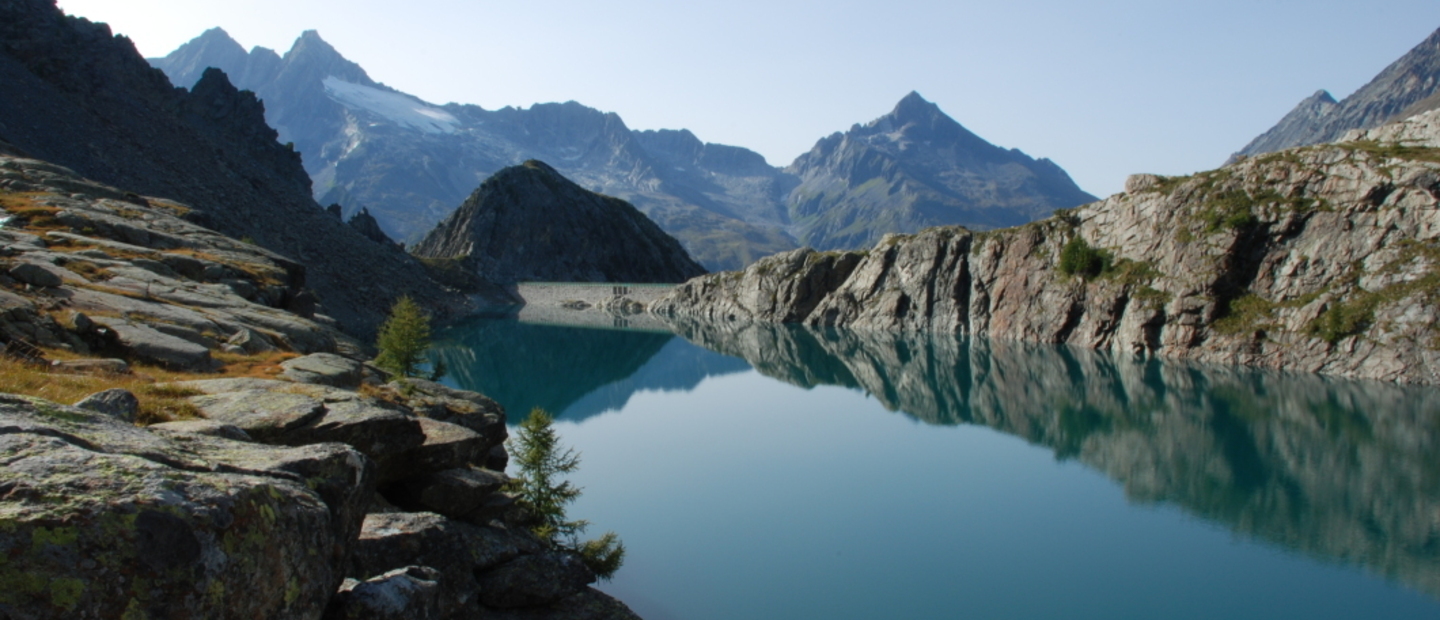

left=435, top=316, right=1440, bottom=619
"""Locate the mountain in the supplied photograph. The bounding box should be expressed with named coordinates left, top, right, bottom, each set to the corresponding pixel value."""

left=653, top=109, right=1440, bottom=385
left=150, top=30, right=1095, bottom=268
left=1235, top=26, right=1440, bottom=158
left=412, top=160, right=707, bottom=283
left=150, top=29, right=798, bottom=270
left=784, top=91, right=1097, bottom=250
left=0, top=1, right=494, bottom=336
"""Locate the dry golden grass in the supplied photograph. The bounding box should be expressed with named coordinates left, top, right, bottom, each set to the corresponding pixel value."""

left=0, top=347, right=302, bottom=425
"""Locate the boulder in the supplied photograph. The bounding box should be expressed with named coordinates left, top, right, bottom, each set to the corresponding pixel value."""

left=0, top=394, right=370, bottom=619
left=280, top=400, right=426, bottom=480
left=90, top=316, right=212, bottom=370
left=389, top=379, right=507, bottom=447
left=7, top=261, right=63, bottom=287
left=227, top=326, right=278, bottom=354
left=281, top=352, right=364, bottom=388
left=50, top=358, right=129, bottom=375
left=390, top=417, right=491, bottom=475
left=481, top=588, right=644, bottom=620
left=384, top=466, right=507, bottom=519
left=475, top=551, right=596, bottom=609
left=349, top=512, right=541, bottom=618
left=146, top=419, right=252, bottom=442
left=187, top=389, right=326, bottom=440
left=326, top=566, right=443, bottom=620
left=74, top=388, right=139, bottom=423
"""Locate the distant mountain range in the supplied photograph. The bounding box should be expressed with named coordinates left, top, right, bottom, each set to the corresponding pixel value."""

left=150, top=29, right=1095, bottom=270
left=1235, top=26, right=1440, bottom=158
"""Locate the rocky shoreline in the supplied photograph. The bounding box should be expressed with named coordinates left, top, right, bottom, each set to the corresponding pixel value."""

left=0, top=154, right=639, bottom=618
left=649, top=110, right=1440, bottom=385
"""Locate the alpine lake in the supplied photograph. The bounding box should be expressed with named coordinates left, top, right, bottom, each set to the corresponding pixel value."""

left=432, top=313, right=1440, bottom=620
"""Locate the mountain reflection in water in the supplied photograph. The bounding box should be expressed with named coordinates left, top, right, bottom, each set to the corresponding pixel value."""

left=662, top=318, right=1440, bottom=599
left=432, top=314, right=749, bottom=422
left=436, top=314, right=1440, bottom=603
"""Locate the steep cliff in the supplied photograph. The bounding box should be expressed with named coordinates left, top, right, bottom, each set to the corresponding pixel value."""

left=413, top=161, right=707, bottom=284
left=1235, top=26, right=1440, bottom=158
left=654, top=110, right=1440, bottom=384
left=0, top=1, right=487, bottom=335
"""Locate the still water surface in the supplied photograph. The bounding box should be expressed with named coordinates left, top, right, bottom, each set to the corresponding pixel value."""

left=435, top=316, right=1440, bottom=619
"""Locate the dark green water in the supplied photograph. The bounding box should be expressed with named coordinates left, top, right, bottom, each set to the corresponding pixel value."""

left=435, top=316, right=1440, bottom=619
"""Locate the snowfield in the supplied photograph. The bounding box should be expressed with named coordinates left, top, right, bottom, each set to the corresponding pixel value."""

left=322, top=76, right=460, bottom=134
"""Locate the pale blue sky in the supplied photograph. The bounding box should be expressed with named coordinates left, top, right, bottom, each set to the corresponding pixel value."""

left=55, top=0, right=1440, bottom=197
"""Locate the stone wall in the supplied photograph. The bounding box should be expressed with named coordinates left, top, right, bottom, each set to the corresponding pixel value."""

left=514, top=283, right=675, bottom=307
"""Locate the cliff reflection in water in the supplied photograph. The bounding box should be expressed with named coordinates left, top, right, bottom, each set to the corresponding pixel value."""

left=662, top=318, right=1440, bottom=598
left=431, top=314, right=749, bottom=422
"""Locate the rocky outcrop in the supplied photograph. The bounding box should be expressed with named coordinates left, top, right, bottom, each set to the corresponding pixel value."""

left=0, top=0, right=492, bottom=336
left=654, top=114, right=1440, bottom=384
left=0, top=364, right=640, bottom=619
left=0, top=393, right=374, bottom=619
left=784, top=91, right=1096, bottom=250
left=0, top=153, right=353, bottom=369
left=1235, top=27, right=1440, bottom=158
left=412, top=161, right=707, bottom=284
left=656, top=318, right=1440, bottom=597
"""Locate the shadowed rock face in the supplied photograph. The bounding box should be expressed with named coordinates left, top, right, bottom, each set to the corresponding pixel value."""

left=660, top=318, right=1440, bottom=598
left=1236, top=27, right=1440, bottom=158
left=655, top=112, right=1440, bottom=385
left=0, top=0, right=484, bottom=336
left=412, top=161, right=707, bottom=284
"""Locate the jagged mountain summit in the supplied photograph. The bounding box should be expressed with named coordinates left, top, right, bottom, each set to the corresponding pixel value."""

left=1235, top=26, right=1440, bottom=158
left=412, top=161, right=707, bottom=284
left=784, top=91, right=1097, bottom=250
left=0, top=2, right=483, bottom=335
left=150, top=29, right=1096, bottom=268
left=150, top=29, right=797, bottom=270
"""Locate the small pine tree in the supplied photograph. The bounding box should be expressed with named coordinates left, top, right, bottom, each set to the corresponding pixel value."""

left=374, top=296, right=431, bottom=378
left=507, top=408, right=626, bottom=579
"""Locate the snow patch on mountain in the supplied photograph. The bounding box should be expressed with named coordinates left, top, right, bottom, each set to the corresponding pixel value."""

left=322, top=76, right=459, bottom=134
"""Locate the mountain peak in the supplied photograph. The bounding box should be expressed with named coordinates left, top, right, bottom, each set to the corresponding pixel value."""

left=287, top=30, right=340, bottom=59
left=890, top=91, right=941, bottom=121
left=196, top=27, right=239, bottom=45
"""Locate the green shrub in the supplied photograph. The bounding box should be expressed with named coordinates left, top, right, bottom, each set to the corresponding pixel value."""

left=1058, top=235, right=1111, bottom=280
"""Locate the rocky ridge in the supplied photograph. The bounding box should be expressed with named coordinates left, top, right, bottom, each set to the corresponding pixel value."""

left=0, top=152, right=348, bottom=370
left=149, top=29, right=1093, bottom=270
left=653, top=110, right=1440, bottom=384
left=412, top=161, right=707, bottom=284
left=1235, top=26, right=1440, bottom=158
left=0, top=1, right=499, bottom=336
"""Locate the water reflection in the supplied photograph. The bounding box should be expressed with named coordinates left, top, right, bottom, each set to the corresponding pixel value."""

left=660, top=318, right=1440, bottom=598
left=432, top=314, right=749, bottom=421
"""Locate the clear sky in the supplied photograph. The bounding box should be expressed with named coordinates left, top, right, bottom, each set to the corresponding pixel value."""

left=53, top=0, right=1440, bottom=198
